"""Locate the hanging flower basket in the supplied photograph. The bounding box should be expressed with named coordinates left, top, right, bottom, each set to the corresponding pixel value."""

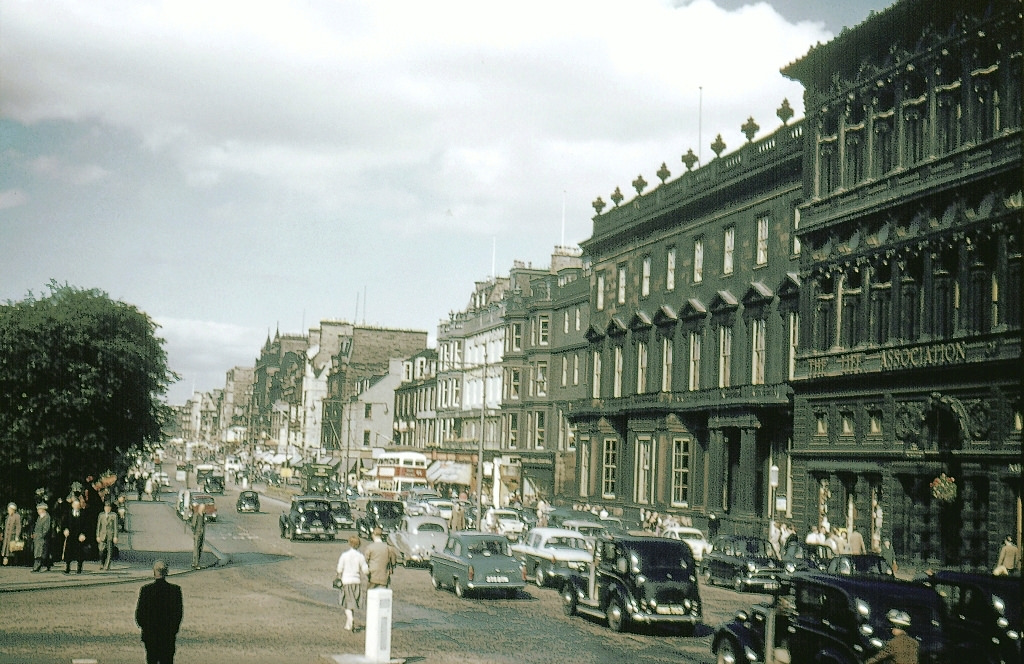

left=930, top=473, right=957, bottom=503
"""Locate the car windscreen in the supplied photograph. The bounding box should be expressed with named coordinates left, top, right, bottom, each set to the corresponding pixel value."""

left=417, top=522, right=445, bottom=533
left=372, top=502, right=404, bottom=518
left=739, top=538, right=773, bottom=557
left=300, top=501, right=329, bottom=512
left=467, top=538, right=510, bottom=556
left=330, top=502, right=351, bottom=515
left=546, top=536, right=589, bottom=551
left=629, top=541, right=693, bottom=578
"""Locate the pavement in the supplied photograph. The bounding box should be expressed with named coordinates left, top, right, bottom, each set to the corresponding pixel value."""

left=0, top=495, right=229, bottom=593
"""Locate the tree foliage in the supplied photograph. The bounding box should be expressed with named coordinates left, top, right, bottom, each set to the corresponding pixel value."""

left=0, top=282, right=177, bottom=504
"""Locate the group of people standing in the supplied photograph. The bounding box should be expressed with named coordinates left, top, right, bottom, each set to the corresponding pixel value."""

left=2, top=482, right=126, bottom=573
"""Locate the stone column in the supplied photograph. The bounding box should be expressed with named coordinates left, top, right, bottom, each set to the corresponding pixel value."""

left=737, top=427, right=758, bottom=515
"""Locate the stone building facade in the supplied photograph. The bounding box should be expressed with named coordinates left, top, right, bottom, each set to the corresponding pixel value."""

left=782, top=0, right=1022, bottom=569
left=571, top=114, right=805, bottom=536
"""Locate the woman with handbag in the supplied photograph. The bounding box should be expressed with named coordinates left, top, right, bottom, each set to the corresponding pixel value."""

left=3, top=502, right=23, bottom=566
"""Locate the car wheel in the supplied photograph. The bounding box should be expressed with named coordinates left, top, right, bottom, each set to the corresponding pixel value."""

left=453, top=577, right=467, bottom=598
left=561, top=584, right=577, bottom=616
left=430, top=571, right=443, bottom=591
left=733, top=574, right=744, bottom=592
left=716, top=637, right=739, bottom=664
left=606, top=595, right=626, bottom=632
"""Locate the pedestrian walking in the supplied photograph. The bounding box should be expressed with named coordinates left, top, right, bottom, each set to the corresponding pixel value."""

left=62, top=498, right=87, bottom=574
left=336, top=534, right=369, bottom=631
left=31, top=503, right=52, bottom=572
left=95, top=501, right=119, bottom=570
left=863, top=610, right=919, bottom=664
left=144, top=477, right=154, bottom=502
left=449, top=502, right=465, bottom=531
left=135, top=559, right=183, bottom=664
left=190, top=503, right=205, bottom=570
left=994, top=534, right=1019, bottom=576
left=2, top=502, right=23, bottom=566
left=364, top=526, right=397, bottom=589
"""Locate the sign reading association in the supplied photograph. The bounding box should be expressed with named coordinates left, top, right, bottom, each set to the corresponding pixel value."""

left=802, top=339, right=978, bottom=379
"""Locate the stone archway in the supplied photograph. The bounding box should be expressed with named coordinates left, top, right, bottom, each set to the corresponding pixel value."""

left=922, top=394, right=967, bottom=566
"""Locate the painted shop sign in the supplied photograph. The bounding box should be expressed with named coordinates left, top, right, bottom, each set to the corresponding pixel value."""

left=801, top=340, right=974, bottom=379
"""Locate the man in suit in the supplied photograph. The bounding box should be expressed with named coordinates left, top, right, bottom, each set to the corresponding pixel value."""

left=62, top=498, right=87, bottom=574
left=95, top=501, right=119, bottom=570
left=364, top=526, right=397, bottom=589
left=136, top=559, right=183, bottom=664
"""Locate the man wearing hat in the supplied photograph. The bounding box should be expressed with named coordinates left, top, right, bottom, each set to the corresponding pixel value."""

left=62, top=498, right=87, bottom=574
left=31, top=503, right=52, bottom=572
left=364, top=525, right=397, bottom=589
left=95, top=500, right=119, bottom=570
left=864, top=610, right=919, bottom=664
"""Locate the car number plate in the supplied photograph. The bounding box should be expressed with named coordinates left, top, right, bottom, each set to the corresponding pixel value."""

left=310, top=526, right=323, bottom=532
left=485, top=576, right=509, bottom=583
left=764, top=582, right=779, bottom=590
left=656, top=605, right=685, bottom=615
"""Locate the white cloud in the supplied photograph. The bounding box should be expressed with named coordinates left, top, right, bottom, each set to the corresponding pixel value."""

left=0, top=0, right=843, bottom=403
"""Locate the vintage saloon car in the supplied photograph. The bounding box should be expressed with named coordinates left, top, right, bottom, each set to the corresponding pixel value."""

left=926, top=570, right=1021, bottom=664
left=353, top=498, right=405, bottom=539
left=328, top=498, right=355, bottom=530
left=826, top=553, right=894, bottom=577
left=561, top=535, right=702, bottom=634
left=511, top=527, right=594, bottom=587
left=430, top=532, right=526, bottom=599
left=189, top=493, right=218, bottom=521
left=703, top=534, right=782, bottom=592
left=713, top=572, right=952, bottom=664
left=780, top=540, right=834, bottom=577
left=279, top=495, right=336, bottom=541
left=661, top=526, right=712, bottom=563
left=236, top=490, right=260, bottom=513
left=390, top=515, right=448, bottom=567
left=482, top=508, right=527, bottom=541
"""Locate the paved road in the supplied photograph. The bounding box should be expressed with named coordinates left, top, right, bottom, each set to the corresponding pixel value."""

left=0, top=475, right=771, bottom=664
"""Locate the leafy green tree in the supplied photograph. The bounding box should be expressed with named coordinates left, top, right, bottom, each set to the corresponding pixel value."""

left=0, top=282, right=177, bottom=504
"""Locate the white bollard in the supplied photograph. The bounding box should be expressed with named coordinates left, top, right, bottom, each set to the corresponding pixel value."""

left=364, top=587, right=393, bottom=663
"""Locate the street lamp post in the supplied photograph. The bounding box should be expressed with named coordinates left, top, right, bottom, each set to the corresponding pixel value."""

left=476, top=344, right=487, bottom=531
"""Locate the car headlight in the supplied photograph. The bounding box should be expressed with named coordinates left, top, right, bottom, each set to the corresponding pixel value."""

left=785, top=562, right=796, bottom=573
left=744, top=645, right=758, bottom=661
left=746, top=561, right=756, bottom=572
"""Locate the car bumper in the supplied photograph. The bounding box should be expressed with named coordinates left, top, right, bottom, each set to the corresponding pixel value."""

left=466, top=580, right=526, bottom=591
left=629, top=611, right=702, bottom=625
left=737, top=574, right=781, bottom=591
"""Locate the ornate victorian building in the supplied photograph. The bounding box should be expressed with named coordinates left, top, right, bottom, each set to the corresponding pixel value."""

left=782, top=0, right=1021, bottom=569
left=571, top=113, right=805, bottom=535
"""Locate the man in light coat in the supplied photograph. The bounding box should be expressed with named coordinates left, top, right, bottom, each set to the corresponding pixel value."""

left=364, top=526, right=397, bottom=589
left=95, top=501, right=119, bottom=570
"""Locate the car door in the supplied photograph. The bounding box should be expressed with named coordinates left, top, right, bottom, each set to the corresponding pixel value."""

left=434, top=536, right=460, bottom=585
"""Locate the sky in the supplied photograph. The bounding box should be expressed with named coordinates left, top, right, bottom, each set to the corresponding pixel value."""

left=1, top=0, right=895, bottom=405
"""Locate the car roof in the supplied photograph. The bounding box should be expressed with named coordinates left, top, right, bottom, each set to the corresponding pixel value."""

left=665, top=526, right=704, bottom=535
left=295, top=494, right=331, bottom=501
left=927, top=570, right=1021, bottom=595
left=562, top=519, right=606, bottom=527
left=451, top=531, right=507, bottom=541
left=525, top=527, right=590, bottom=539
left=794, top=572, right=938, bottom=602
left=405, top=515, right=448, bottom=527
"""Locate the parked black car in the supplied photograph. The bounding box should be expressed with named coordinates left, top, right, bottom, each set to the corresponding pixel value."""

left=279, top=495, right=336, bottom=541
left=703, top=534, right=782, bottom=592
left=925, top=570, right=1021, bottom=664
left=713, top=572, right=953, bottom=664
left=203, top=475, right=225, bottom=494
left=561, top=535, right=702, bottom=635
left=826, top=553, right=894, bottom=577
left=780, top=540, right=834, bottom=577
left=236, top=490, right=260, bottom=513
left=328, top=498, right=355, bottom=530
left=353, top=498, right=405, bottom=539
left=788, top=572, right=950, bottom=664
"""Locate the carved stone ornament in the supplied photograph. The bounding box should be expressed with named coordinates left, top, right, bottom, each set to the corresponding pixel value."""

left=894, top=401, right=925, bottom=449
left=777, top=98, right=794, bottom=125
left=632, top=174, right=647, bottom=195
left=656, top=162, right=671, bottom=184
left=592, top=196, right=606, bottom=214
left=741, top=116, right=760, bottom=142
left=711, top=134, right=726, bottom=158
left=681, top=149, right=698, bottom=171
left=610, top=187, right=624, bottom=207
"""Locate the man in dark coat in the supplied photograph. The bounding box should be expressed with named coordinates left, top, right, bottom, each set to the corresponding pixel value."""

left=136, top=559, right=183, bottom=664
left=62, top=498, right=87, bottom=574
left=31, top=503, right=51, bottom=572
